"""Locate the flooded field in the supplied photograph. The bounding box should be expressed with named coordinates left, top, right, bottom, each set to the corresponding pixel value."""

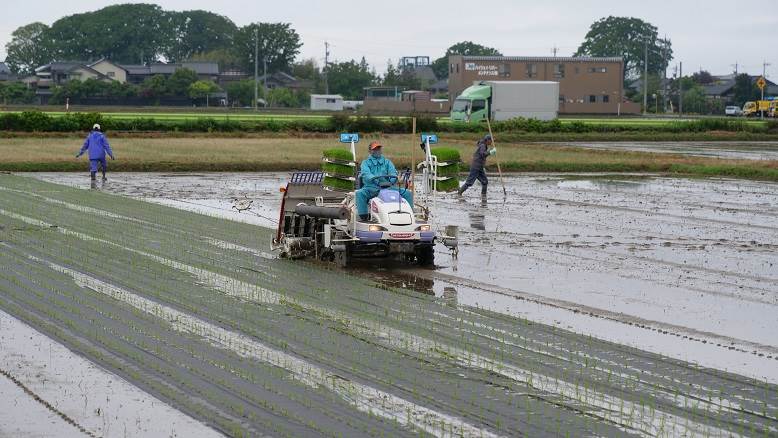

left=556, top=140, right=778, bottom=160
left=2, top=172, right=777, bottom=436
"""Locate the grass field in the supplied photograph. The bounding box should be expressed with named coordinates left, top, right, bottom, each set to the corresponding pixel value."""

left=2, top=134, right=777, bottom=180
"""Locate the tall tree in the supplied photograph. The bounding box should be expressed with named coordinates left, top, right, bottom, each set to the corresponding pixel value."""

left=327, top=58, right=377, bottom=100
left=383, top=59, right=421, bottom=89
left=732, top=73, right=760, bottom=107
left=233, top=23, right=302, bottom=74
left=575, top=16, right=672, bottom=80
left=166, top=68, right=199, bottom=96
left=46, top=4, right=173, bottom=63
left=4, top=22, right=52, bottom=74
left=165, top=10, right=237, bottom=62
left=431, top=41, right=502, bottom=79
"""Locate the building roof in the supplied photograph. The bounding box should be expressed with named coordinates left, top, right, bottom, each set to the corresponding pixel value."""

left=702, top=75, right=778, bottom=97
left=182, top=62, right=219, bottom=75
left=35, top=61, right=88, bottom=73
left=120, top=62, right=220, bottom=76
left=0, top=62, right=10, bottom=74
left=310, top=94, right=343, bottom=99
left=458, top=55, right=623, bottom=63
left=408, top=65, right=437, bottom=82
left=88, top=58, right=128, bottom=72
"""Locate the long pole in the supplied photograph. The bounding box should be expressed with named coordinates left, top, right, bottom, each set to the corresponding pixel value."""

left=762, top=61, right=771, bottom=120
left=484, top=116, right=507, bottom=197
left=410, top=117, right=416, bottom=203
left=263, top=57, right=268, bottom=107
left=253, top=29, right=258, bottom=111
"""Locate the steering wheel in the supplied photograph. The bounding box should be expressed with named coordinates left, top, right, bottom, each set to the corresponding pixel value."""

left=370, top=174, right=398, bottom=189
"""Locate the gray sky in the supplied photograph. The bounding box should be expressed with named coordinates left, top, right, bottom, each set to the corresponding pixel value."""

left=1, top=0, right=775, bottom=79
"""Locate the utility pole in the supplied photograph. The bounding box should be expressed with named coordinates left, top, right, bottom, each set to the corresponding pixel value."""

left=324, top=41, right=330, bottom=94
left=551, top=45, right=558, bottom=57
left=253, top=29, right=258, bottom=111
left=731, top=62, right=738, bottom=75
left=679, top=61, right=683, bottom=118
left=643, top=38, right=648, bottom=116
left=662, top=35, right=668, bottom=113
left=762, top=60, right=771, bottom=120
left=263, top=57, right=268, bottom=107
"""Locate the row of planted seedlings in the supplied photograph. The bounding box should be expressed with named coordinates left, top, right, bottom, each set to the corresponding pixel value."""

left=3, top=179, right=772, bottom=438
left=1, top=176, right=776, bottom=436
left=0, top=213, right=416, bottom=437
left=1, top=177, right=636, bottom=434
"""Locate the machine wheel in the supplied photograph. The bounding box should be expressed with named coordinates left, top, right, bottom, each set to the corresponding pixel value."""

left=416, top=245, right=435, bottom=267
left=334, top=246, right=351, bottom=268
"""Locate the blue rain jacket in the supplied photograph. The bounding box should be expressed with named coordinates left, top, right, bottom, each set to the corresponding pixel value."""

left=78, top=131, right=114, bottom=160
left=359, top=155, right=398, bottom=191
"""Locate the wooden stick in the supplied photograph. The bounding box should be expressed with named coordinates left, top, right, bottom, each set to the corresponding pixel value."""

left=485, top=116, right=507, bottom=196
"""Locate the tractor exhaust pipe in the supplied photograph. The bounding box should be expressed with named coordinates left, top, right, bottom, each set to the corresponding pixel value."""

left=295, top=203, right=350, bottom=220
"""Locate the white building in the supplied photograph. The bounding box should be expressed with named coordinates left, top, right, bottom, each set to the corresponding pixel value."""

left=310, top=94, right=344, bottom=111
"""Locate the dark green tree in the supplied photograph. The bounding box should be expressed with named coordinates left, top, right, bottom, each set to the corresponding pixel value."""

left=166, top=68, right=199, bottom=96
left=140, top=74, right=168, bottom=98
left=431, top=41, right=502, bottom=79
left=0, top=82, right=36, bottom=104
left=4, top=22, right=53, bottom=74
left=691, top=70, right=714, bottom=85
left=46, top=4, right=173, bottom=63
left=732, top=73, right=760, bottom=107
left=327, top=58, right=377, bottom=100
left=383, top=60, right=422, bottom=89
left=166, top=10, right=237, bottom=62
left=225, top=79, right=260, bottom=106
left=575, top=16, right=672, bottom=80
left=233, top=23, right=302, bottom=74
left=188, top=48, right=242, bottom=70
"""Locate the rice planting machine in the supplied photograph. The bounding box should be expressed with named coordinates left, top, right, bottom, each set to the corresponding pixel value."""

left=272, top=133, right=459, bottom=267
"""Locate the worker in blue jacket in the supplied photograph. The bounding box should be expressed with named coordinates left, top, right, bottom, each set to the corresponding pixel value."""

left=356, top=141, right=413, bottom=221
left=76, top=124, right=114, bottom=181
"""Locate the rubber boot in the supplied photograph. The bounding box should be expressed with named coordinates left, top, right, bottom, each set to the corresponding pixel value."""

left=102, top=169, right=107, bottom=181
left=90, top=171, right=96, bottom=181
left=481, top=185, right=488, bottom=196
left=456, top=186, right=465, bottom=196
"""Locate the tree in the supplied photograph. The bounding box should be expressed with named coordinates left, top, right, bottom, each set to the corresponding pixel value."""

left=382, top=60, right=422, bottom=89
left=233, top=23, right=302, bottom=74
left=327, top=58, right=377, bottom=100
left=140, top=75, right=168, bottom=98
left=0, top=82, right=35, bottom=104
left=575, top=16, right=672, bottom=80
left=732, top=73, right=760, bottom=107
left=292, top=58, right=325, bottom=93
left=166, top=68, right=199, bottom=96
left=4, top=22, right=52, bottom=74
left=692, top=70, right=714, bottom=85
left=431, top=41, right=502, bottom=79
left=188, top=80, right=220, bottom=103
left=166, top=10, right=237, bottom=62
left=46, top=4, right=173, bottom=63
left=188, top=48, right=242, bottom=70
left=225, top=79, right=259, bottom=106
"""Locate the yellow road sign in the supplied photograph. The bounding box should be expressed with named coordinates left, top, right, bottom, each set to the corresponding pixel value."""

left=756, top=76, right=766, bottom=90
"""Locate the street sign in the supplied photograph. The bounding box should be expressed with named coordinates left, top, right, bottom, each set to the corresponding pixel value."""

left=756, top=76, right=766, bottom=90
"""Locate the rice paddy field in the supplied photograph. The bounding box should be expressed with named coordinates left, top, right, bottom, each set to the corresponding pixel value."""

left=1, top=173, right=777, bottom=436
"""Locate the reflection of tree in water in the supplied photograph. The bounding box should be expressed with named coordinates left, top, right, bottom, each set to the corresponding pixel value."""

left=442, top=286, right=458, bottom=307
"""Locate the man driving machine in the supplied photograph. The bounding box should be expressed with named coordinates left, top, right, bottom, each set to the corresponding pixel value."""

left=356, top=141, right=413, bottom=221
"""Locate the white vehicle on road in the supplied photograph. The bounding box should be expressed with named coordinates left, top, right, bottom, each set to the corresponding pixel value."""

left=725, top=105, right=743, bottom=116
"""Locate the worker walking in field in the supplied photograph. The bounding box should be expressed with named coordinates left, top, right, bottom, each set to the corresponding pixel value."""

left=356, top=141, right=413, bottom=221
left=457, top=134, right=496, bottom=196
left=76, top=124, right=114, bottom=181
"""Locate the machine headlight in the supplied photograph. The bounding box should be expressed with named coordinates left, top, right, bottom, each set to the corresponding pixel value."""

left=418, top=224, right=431, bottom=232
left=368, top=225, right=386, bottom=232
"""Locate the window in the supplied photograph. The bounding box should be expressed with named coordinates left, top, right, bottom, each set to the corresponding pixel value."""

left=574, top=66, right=580, bottom=74
left=499, top=63, right=511, bottom=77
left=602, top=95, right=609, bottom=103
left=559, top=95, right=565, bottom=104
left=589, top=95, right=597, bottom=103
left=588, top=67, right=607, bottom=73
left=106, top=71, right=115, bottom=77
left=326, top=98, right=337, bottom=103
left=526, top=63, right=537, bottom=78
left=456, top=63, right=459, bottom=73
left=554, top=64, right=565, bottom=79
left=471, top=99, right=486, bottom=112
left=450, top=64, right=454, bottom=74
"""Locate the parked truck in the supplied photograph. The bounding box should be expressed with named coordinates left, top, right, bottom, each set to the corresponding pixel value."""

left=450, top=81, right=559, bottom=122
left=742, top=99, right=777, bottom=118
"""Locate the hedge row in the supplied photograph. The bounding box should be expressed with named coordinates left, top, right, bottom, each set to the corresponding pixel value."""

left=0, top=111, right=773, bottom=134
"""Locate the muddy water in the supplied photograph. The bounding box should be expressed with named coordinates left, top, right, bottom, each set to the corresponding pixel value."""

left=27, top=171, right=778, bottom=382
left=554, top=140, right=778, bottom=160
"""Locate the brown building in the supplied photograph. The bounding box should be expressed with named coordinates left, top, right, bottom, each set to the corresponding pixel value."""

left=448, top=55, right=640, bottom=114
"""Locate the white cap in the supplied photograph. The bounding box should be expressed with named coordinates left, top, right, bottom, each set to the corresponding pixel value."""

left=93, top=123, right=101, bottom=130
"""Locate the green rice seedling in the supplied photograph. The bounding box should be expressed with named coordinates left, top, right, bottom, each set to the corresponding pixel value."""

left=321, top=161, right=355, bottom=177
left=431, top=147, right=461, bottom=163
left=322, top=148, right=355, bottom=162
left=436, top=162, right=460, bottom=177
left=323, top=175, right=355, bottom=191
left=435, top=177, right=460, bottom=192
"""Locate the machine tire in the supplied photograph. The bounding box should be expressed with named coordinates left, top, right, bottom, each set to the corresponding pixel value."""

left=416, top=245, right=435, bottom=267
left=334, top=246, right=351, bottom=268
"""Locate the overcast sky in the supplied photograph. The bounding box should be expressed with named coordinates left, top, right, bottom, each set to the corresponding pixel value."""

left=1, top=0, right=775, bottom=79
